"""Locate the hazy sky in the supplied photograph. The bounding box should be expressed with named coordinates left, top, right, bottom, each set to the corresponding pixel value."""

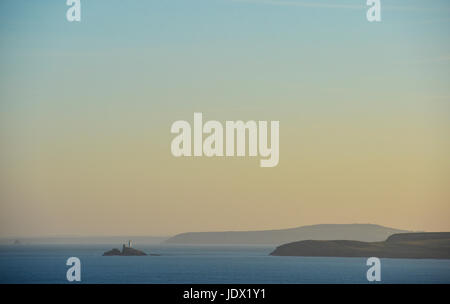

left=1, top=0, right=449, bottom=237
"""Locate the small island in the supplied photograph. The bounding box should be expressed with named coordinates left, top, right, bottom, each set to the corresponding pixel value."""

left=270, top=232, right=450, bottom=259
left=103, top=240, right=147, bottom=256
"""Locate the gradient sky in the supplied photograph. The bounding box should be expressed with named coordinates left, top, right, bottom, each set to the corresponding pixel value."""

left=1, top=0, right=449, bottom=237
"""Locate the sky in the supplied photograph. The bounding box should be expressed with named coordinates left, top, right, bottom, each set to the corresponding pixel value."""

left=0, top=0, right=449, bottom=237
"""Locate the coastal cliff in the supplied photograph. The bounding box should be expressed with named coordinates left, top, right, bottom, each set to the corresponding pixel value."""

left=270, top=232, right=450, bottom=259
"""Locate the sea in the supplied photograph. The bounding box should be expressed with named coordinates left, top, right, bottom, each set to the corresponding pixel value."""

left=1, top=244, right=449, bottom=284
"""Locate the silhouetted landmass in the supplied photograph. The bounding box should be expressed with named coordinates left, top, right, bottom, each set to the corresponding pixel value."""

left=165, top=224, right=410, bottom=245
left=103, top=244, right=147, bottom=256
left=103, top=248, right=121, bottom=256
left=270, top=232, right=450, bottom=259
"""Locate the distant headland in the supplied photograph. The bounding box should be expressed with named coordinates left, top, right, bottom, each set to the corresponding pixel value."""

left=270, top=232, right=450, bottom=259
left=165, top=224, right=410, bottom=245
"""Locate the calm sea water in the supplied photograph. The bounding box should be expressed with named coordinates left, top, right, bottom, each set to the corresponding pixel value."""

left=1, top=244, right=449, bottom=284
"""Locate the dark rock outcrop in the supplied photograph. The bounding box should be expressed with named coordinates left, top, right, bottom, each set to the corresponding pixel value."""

left=270, top=232, right=450, bottom=259
left=103, top=244, right=147, bottom=256
left=103, top=248, right=122, bottom=256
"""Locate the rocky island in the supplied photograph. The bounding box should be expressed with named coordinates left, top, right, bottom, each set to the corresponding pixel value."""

left=103, top=241, right=147, bottom=256
left=270, top=232, right=450, bottom=259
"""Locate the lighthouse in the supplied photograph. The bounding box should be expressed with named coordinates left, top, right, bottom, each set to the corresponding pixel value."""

left=128, top=240, right=132, bottom=248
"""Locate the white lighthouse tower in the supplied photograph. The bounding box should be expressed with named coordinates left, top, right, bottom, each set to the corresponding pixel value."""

left=128, top=240, right=132, bottom=248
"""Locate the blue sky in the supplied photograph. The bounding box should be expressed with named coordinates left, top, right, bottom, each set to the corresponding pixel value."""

left=1, top=0, right=449, bottom=112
